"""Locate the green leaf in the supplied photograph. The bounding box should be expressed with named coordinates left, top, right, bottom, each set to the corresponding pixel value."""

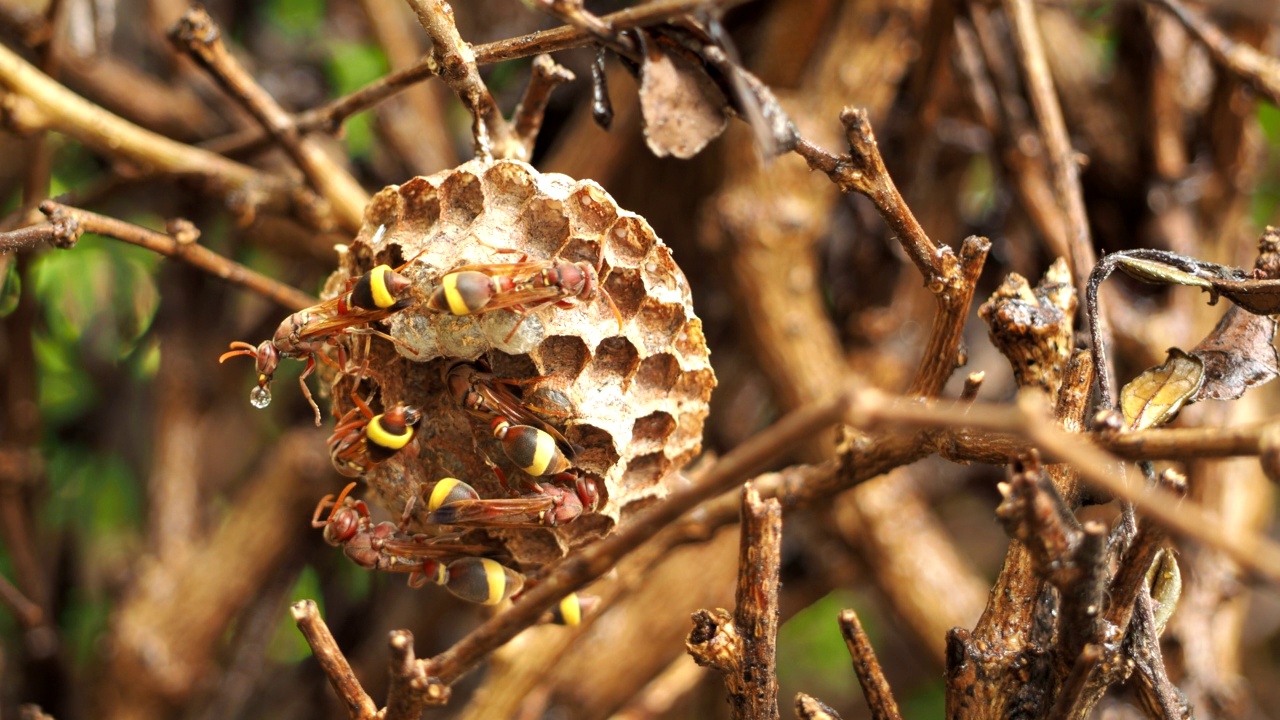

left=777, top=589, right=864, bottom=710
left=42, top=449, right=142, bottom=537
left=264, top=0, right=326, bottom=36
left=0, top=259, right=20, bottom=317
left=269, top=567, right=322, bottom=664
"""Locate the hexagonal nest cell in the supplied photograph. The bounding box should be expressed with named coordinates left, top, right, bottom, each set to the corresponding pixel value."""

left=322, top=158, right=715, bottom=566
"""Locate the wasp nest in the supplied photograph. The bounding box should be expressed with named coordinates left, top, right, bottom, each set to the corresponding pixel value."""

left=325, top=158, right=715, bottom=565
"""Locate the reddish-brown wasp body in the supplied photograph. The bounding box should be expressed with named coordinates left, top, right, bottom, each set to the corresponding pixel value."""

left=311, top=483, right=524, bottom=603
left=328, top=395, right=423, bottom=478
left=311, top=482, right=491, bottom=585
left=423, top=474, right=597, bottom=527
left=221, top=246, right=422, bottom=424
left=427, top=255, right=622, bottom=340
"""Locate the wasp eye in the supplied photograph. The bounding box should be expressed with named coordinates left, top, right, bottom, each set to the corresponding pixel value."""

left=250, top=386, right=272, bottom=408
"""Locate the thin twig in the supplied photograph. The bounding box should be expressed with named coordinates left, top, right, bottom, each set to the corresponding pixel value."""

left=0, top=43, right=315, bottom=226
left=292, top=600, right=378, bottom=720
left=908, top=234, right=990, bottom=397
left=170, top=8, right=368, bottom=232
left=793, top=108, right=944, bottom=288
left=425, top=389, right=854, bottom=685
left=1002, top=0, right=1098, bottom=327
left=0, top=572, right=43, bottom=627
left=37, top=201, right=315, bottom=311
left=0, top=224, right=58, bottom=253
left=1151, top=0, right=1280, bottom=108
left=512, top=55, right=575, bottom=156
left=838, top=610, right=904, bottom=720
left=202, top=0, right=749, bottom=157
left=852, top=389, right=1280, bottom=582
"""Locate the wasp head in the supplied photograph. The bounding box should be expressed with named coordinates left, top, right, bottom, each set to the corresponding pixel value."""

left=219, top=340, right=280, bottom=408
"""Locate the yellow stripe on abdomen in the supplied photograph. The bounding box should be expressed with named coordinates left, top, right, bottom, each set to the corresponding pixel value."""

left=366, top=415, right=413, bottom=450
left=443, top=274, right=471, bottom=315
left=369, top=265, right=395, bottom=308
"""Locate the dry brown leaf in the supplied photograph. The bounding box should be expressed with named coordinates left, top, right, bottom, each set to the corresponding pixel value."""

left=1114, top=254, right=1216, bottom=291
left=1119, top=348, right=1205, bottom=431
left=1207, top=277, right=1280, bottom=315
left=637, top=30, right=729, bottom=159
left=1189, top=305, right=1279, bottom=401
left=1113, top=250, right=1280, bottom=315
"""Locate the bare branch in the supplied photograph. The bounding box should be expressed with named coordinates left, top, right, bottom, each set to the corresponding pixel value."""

left=687, top=485, right=783, bottom=719
left=37, top=202, right=315, bottom=311
left=292, top=600, right=378, bottom=720
left=170, top=8, right=368, bottom=232
left=838, top=610, right=904, bottom=720
left=0, top=43, right=319, bottom=227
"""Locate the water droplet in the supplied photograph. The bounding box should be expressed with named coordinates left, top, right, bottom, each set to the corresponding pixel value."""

left=250, top=386, right=272, bottom=408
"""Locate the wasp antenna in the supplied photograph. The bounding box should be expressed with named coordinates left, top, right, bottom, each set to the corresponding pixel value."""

left=325, top=482, right=359, bottom=523
left=310, top=494, right=338, bottom=527
left=218, top=342, right=259, bottom=363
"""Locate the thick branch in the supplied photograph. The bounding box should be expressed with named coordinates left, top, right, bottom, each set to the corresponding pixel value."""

left=686, top=485, right=783, bottom=719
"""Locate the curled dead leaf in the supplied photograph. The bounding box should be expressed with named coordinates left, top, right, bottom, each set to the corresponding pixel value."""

left=1189, top=305, right=1279, bottom=402
left=637, top=30, right=728, bottom=159
left=1119, top=348, right=1205, bottom=431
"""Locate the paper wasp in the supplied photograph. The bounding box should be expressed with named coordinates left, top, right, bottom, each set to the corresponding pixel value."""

left=423, top=476, right=591, bottom=528
left=426, top=253, right=623, bottom=340
left=328, top=394, right=423, bottom=478
left=312, top=482, right=525, bottom=604
left=444, top=361, right=582, bottom=479
left=446, top=361, right=576, bottom=452
left=220, top=248, right=421, bottom=425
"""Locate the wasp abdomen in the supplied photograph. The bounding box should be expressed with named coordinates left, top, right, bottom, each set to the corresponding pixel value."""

left=492, top=419, right=571, bottom=476
left=444, top=557, right=523, bottom=605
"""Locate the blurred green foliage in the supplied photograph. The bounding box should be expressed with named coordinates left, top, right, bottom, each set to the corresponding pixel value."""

left=776, top=589, right=864, bottom=713
left=29, top=236, right=160, bottom=425
left=263, top=0, right=326, bottom=37
left=42, top=450, right=143, bottom=667
left=0, top=260, right=20, bottom=317
left=1253, top=103, right=1280, bottom=229
left=269, top=567, right=322, bottom=664
left=326, top=42, right=389, bottom=160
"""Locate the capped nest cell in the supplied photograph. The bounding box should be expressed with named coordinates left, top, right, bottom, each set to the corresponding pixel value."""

left=323, top=158, right=715, bottom=566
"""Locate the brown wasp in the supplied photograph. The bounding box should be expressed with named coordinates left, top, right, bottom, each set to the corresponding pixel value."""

left=328, top=393, right=423, bottom=478
left=221, top=245, right=423, bottom=425
left=312, top=482, right=525, bottom=604
left=423, top=476, right=592, bottom=528
left=426, top=251, right=623, bottom=340
left=445, top=361, right=586, bottom=482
